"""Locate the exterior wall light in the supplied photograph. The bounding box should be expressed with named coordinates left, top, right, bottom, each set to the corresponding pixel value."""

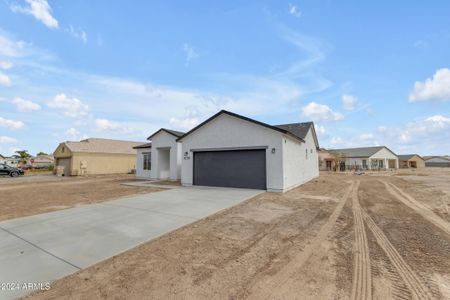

left=271, top=148, right=276, bottom=154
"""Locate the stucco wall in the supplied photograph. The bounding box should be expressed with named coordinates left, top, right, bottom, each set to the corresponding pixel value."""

left=400, top=155, right=425, bottom=168
left=136, top=148, right=152, bottom=179
left=180, top=113, right=284, bottom=191
left=70, top=153, right=136, bottom=175
left=150, top=131, right=181, bottom=180
left=282, top=128, right=319, bottom=190
left=370, top=147, right=398, bottom=169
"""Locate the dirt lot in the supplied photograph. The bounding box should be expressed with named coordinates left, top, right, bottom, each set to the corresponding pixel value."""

left=0, top=175, right=162, bottom=221
left=24, top=169, right=450, bottom=300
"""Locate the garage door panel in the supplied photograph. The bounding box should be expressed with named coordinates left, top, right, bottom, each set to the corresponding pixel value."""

left=193, top=150, right=266, bottom=190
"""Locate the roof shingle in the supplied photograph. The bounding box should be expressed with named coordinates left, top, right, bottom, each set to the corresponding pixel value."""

left=64, top=138, right=141, bottom=155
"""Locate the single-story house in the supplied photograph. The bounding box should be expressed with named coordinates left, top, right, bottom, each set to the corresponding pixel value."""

left=328, top=146, right=399, bottom=170
left=28, top=155, right=55, bottom=169
left=0, top=156, right=20, bottom=167
left=136, top=110, right=320, bottom=192
left=53, top=138, right=141, bottom=176
left=398, top=154, right=425, bottom=168
left=424, top=156, right=450, bottom=167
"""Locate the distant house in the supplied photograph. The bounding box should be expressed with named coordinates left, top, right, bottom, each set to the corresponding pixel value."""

left=29, top=155, right=55, bottom=169
left=318, top=148, right=337, bottom=171
left=0, top=154, right=20, bottom=167
left=53, top=138, right=141, bottom=176
left=424, top=156, right=450, bottom=168
left=4, top=157, right=20, bottom=168
left=328, top=146, right=398, bottom=171
left=398, top=154, right=425, bottom=168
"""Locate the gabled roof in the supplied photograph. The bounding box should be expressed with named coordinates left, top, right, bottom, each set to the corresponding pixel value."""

left=176, top=110, right=306, bottom=143
left=147, top=128, right=185, bottom=140
left=275, top=122, right=319, bottom=149
left=133, top=142, right=152, bottom=149
left=0, top=154, right=5, bottom=159
left=60, top=138, right=141, bottom=155
left=330, top=146, right=396, bottom=158
left=398, top=154, right=423, bottom=161
left=424, top=156, right=450, bottom=162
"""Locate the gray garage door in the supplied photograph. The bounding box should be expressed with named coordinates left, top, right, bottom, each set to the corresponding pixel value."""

left=193, top=149, right=266, bottom=190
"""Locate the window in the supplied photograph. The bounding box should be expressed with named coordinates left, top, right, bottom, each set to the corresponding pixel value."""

left=305, top=149, right=308, bottom=159
left=379, top=160, right=384, bottom=168
left=362, top=160, right=367, bottom=169
left=143, top=153, right=151, bottom=170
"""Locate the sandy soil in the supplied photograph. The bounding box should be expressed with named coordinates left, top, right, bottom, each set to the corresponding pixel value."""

left=24, top=169, right=450, bottom=300
left=0, top=175, right=162, bottom=221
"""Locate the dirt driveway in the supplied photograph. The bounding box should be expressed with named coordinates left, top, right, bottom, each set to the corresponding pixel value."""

left=0, top=175, right=161, bottom=221
left=24, top=170, right=450, bottom=299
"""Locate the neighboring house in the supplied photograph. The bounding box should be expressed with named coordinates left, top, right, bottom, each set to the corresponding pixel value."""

left=53, top=138, right=141, bottom=176
left=4, top=157, right=20, bottom=168
left=329, top=146, right=399, bottom=170
left=398, top=154, right=425, bottom=168
left=137, top=110, right=320, bottom=192
left=318, top=148, right=337, bottom=171
left=29, top=155, right=55, bottom=169
left=424, top=156, right=450, bottom=167
left=0, top=154, right=5, bottom=164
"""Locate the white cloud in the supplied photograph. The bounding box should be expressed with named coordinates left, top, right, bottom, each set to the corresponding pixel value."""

left=0, top=117, right=24, bottom=129
left=0, top=61, right=13, bottom=70
left=288, top=4, right=302, bottom=18
left=10, top=0, right=59, bottom=29
left=0, top=72, right=11, bottom=86
left=329, top=137, right=344, bottom=146
left=63, top=127, right=82, bottom=140
left=95, top=119, right=133, bottom=134
left=413, top=40, right=428, bottom=48
left=409, top=68, right=450, bottom=102
left=301, top=102, right=343, bottom=121
left=169, top=117, right=199, bottom=131
left=68, top=26, right=88, bottom=44
left=0, top=34, right=25, bottom=57
left=183, top=43, right=199, bottom=65
left=342, top=94, right=358, bottom=110
left=47, top=94, right=89, bottom=118
left=0, top=136, right=18, bottom=144
left=12, top=97, right=41, bottom=112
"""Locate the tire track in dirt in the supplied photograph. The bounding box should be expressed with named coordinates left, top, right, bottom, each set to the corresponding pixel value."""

left=246, top=180, right=355, bottom=300
left=351, top=180, right=372, bottom=300
left=382, top=181, right=450, bottom=236
left=361, top=209, right=433, bottom=300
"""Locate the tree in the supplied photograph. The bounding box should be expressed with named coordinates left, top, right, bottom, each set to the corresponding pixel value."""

left=328, top=150, right=344, bottom=171
left=36, top=151, right=48, bottom=156
left=14, top=150, right=31, bottom=164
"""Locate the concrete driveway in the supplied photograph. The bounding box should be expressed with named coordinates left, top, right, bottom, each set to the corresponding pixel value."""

left=0, top=186, right=262, bottom=300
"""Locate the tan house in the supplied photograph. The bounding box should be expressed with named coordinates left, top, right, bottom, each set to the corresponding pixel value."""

left=398, top=154, right=425, bottom=168
left=318, top=148, right=337, bottom=171
left=53, top=138, right=141, bottom=176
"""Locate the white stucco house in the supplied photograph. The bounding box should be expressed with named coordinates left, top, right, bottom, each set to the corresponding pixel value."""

left=329, top=146, right=399, bottom=170
left=135, top=110, right=320, bottom=192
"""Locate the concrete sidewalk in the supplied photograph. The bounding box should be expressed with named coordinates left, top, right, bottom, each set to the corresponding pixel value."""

left=0, top=187, right=262, bottom=300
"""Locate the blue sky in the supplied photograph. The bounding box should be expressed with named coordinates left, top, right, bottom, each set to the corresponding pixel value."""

left=1, top=0, right=450, bottom=156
